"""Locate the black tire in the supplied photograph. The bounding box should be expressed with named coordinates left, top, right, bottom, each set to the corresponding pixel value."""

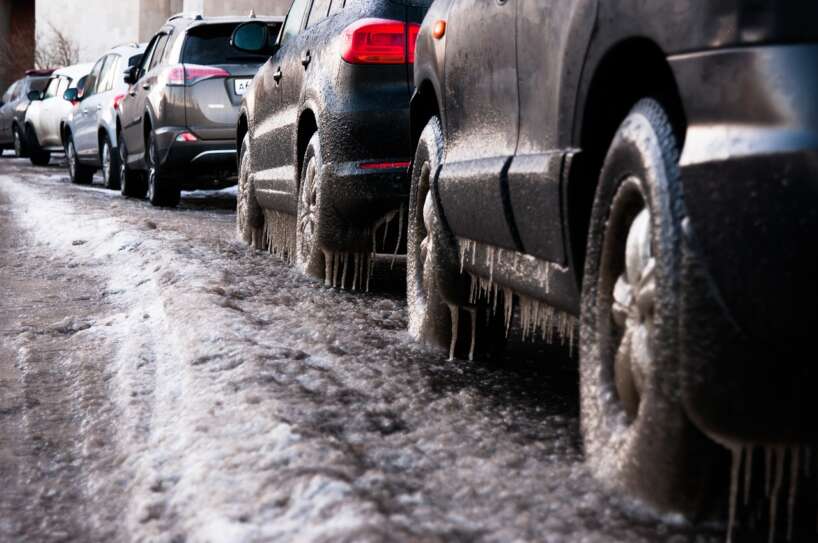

left=101, top=134, right=120, bottom=190
left=407, top=117, right=452, bottom=351
left=146, top=130, right=180, bottom=207
left=237, top=133, right=264, bottom=249
left=579, top=99, right=718, bottom=516
left=118, top=134, right=147, bottom=198
left=295, top=133, right=327, bottom=279
left=65, top=135, right=94, bottom=184
left=26, top=126, right=50, bottom=166
left=12, top=125, right=28, bottom=158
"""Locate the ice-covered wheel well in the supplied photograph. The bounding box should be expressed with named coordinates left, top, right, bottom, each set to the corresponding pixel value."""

left=236, top=114, right=248, bottom=165
left=410, top=80, right=441, bottom=159
left=296, top=110, right=317, bottom=191
left=570, top=38, right=686, bottom=286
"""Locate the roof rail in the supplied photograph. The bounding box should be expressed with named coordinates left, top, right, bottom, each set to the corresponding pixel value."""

left=166, top=12, right=203, bottom=23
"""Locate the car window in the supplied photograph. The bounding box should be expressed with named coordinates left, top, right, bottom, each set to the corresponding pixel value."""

left=307, top=0, right=332, bottom=28
left=2, top=82, right=17, bottom=103
left=328, top=0, right=345, bottom=16
left=100, top=54, right=119, bottom=92
left=280, top=0, right=310, bottom=45
left=149, top=34, right=169, bottom=70
left=84, top=58, right=106, bottom=98
left=139, top=35, right=160, bottom=78
left=29, top=77, right=49, bottom=94
left=43, top=77, right=61, bottom=99
left=183, top=23, right=272, bottom=64
left=57, top=77, right=70, bottom=98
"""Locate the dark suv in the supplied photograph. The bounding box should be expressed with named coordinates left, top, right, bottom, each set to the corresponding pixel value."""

left=0, top=70, right=53, bottom=157
left=118, top=13, right=283, bottom=207
left=233, top=0, right=430, bottom=288
left=410, top=0, right=818, bottom=521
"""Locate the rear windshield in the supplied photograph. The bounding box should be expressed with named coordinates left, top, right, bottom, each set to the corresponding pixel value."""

left=182, top=23, right=275, bottom=65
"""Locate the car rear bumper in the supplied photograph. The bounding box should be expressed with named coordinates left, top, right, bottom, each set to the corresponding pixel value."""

left=670, top=43, right=818, bottom=444
left=156, top=126, right=237, bottom=182
left=315, top=160, right=409, bottom=253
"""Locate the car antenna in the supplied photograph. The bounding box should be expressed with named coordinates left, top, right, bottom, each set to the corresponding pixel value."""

left=249, top=9, right=256, bottom=18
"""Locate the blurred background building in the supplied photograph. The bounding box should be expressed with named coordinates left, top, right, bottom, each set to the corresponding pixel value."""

left=1, top=0, right=289, bottom=91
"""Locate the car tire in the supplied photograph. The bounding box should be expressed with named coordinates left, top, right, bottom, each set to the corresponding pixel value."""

left=407, top=116, right=453, bottom=351
left=146, top=130, right=180, bottom=208
left=579, top=99, right=718, bottom=516
left=26, top=126, right=50, bottom=166
left=12, top=125, right=28, bottom=158
left=65, top=135, right=93, bottom=184
left=101, top=134, right=121, bottom=190
left=295, top=133, right=327, bottom=279
left=118, top=135, right=147, bottom=198
left=237, top=133, right=264, bottom=249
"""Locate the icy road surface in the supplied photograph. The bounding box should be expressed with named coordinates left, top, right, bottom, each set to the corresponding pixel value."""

left=0, top=156, right=722, bottom=542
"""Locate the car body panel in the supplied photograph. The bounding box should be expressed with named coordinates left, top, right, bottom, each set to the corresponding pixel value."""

left=26, top=64, right=93, bottom=151
left=0, top=75, right=51, bottom=147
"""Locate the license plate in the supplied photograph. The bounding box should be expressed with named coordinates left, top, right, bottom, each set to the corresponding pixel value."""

left=234, top=79, right=252, bottom=95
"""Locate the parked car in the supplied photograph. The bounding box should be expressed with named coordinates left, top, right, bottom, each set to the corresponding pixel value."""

left=0, top=70, right=54, bottom=158
left=409, top=0, right=818, bottom=520
left=61, top=43, right=146, bottom=186
left=117, top=13, right=283, bottom=207
left=24, top=64, right=93, bottom=166
left=232, top=0, right=430, bottom=287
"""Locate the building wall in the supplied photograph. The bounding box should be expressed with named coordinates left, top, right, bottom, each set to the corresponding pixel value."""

left=184, top=0, right=290, bottom=17
left=0, top=0, right=35, bottom=91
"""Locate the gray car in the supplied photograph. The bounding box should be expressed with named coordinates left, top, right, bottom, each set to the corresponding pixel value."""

left=62, top=43, right=146, bottom=187
left=0, top=70, right=53, bottom=157
left=118, top=13, right=283, bottom=207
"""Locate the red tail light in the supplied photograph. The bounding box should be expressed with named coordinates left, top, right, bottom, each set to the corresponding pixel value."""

left=341, top=19, right=421, bottom=65
left=164, top=64, right=230, bottom=86
left=112, top=94, right=126, bottom=111
left=359, top=161, right=411, bottom=170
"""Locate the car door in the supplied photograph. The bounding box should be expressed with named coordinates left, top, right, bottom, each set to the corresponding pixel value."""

left=509, top=0, right=597, bottom=265
left=253, top=0, right=310, bottom=215
left=122, top=32, right=168, bottom=165
left=438, top=0, right=520, bottom=252
left=33, top=77, right=61, bottom=146
left=45, top=77, right=72, bottom=146
left=75, top=56, right=108, bottom=158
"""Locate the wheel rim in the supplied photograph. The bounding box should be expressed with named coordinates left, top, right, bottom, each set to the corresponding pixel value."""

left=600, top=178, right=656, bottom=422
left=147, top=137, right=157, bottom=200
left=13, top=130, right=22, bottom=156
left=413, top=161, right=435, bottom=313
left=119, top=141, right=128, bottom=190
left=102, top=141, right=111, bottom=182
left=298, top=158, right=318, bottom=261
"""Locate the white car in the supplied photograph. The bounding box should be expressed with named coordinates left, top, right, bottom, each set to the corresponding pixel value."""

left=24, top=63, right=93, bottom=166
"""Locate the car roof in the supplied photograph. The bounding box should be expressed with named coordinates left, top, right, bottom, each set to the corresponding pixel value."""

left=168, top=14, right=284, bottom=31
left=53, top=63, right=94, bottom=79
left=106, top=42, right=148, bottom=58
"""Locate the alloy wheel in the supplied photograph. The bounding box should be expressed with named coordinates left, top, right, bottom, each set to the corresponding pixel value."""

left=102, top=140, right=111, bottom=184
left=297, top=158, right=318, bottom=261
left=13, top=129, right=23, bottom=157
left=67, top=141, right=77, bottom=179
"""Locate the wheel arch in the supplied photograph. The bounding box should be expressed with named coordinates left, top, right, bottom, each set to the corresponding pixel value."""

left=410, top=79, right=443, bottom=161
left=295, top=107, right=318, bottom=190
left=567, top=37, right=687, bottom=285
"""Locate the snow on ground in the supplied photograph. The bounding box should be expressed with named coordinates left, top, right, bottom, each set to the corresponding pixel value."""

left=0, top=160, right=722, bottom=542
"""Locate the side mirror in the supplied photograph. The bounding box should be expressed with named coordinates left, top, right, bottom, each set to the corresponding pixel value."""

left=123, top=65, right=139, bottom=86
left=128, top=54, right=143, bottom=67
left=27, top=90, right=42, bottom=101
left=231, top=21, right=277, bottom=55
left=63, top=88, right=79, bottom=104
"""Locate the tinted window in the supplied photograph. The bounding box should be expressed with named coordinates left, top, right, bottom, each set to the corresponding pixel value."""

left=149, top=34, right=169, bottom=70
left=183, top=24, right=272, bottom=65
left=100, top=54, right=120, bottom=92
left=29, top=77, right=49, bottom=94
left=139, top=35, right=161, bottom=77
left=280, top=0, right=310, bottom=45
left=57, top=77, right=70, bottom=98
left=307, top=0, right=332, bottom=27
left=43, top=77, right=61, bottom=99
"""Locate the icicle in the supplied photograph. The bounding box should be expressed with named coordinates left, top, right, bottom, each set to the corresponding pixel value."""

left=392, top=204, right=404, bottom=268
left=341, top=253, right=349, bottom=289
left=770, top=447, right=785, bottom=543
left=352, top=254, right=359, bottom=291
left=727, top=446, right=742, bottom=543
left=503, top=288, right=514, bottom=337
left=788, top=447, right=799, bottom=541
left=766, top=447, right=773, bottom=498
left=467, top=307, right=477, bottom=361
left=471, top=239, right=477, bottom=265
left=448, top=304, right=459, bottom=361
left=745, top=446, right=755, bottom=506
left=323, top=250, right=332, bottom=287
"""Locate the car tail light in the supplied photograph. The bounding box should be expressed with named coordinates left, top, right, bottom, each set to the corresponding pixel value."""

left=175, top=131, right=198, bottom=142
left=359, top=161, right=411, bottom=170
left=341, top=19, right=421, bottom=65
left=112, top=94, right=126, bottom=111
left=164, top=64, right=230, bottom=86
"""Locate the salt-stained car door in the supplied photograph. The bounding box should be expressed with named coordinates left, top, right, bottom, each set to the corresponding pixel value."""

left=438, top=0, right=521, bottom=252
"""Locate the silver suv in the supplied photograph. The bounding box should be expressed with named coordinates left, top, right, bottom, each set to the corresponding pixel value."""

left=62, top=43, right=146, bottom=187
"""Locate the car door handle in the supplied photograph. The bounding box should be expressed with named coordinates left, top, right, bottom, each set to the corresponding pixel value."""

left=82, top=108, right=88, bottom=114
left=273, top=68, right=282, bottom=83
left=96, top=105, right=102, bottom=111
left=129, top=89, right=137, bottom=97
left=142, top=83, right=150, bottom=90
left=301, top=51, right=311, bottom=67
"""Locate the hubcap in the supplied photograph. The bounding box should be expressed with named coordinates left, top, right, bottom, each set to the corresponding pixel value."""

left=67, top=142, right=76, bottom=178
left=603, top=181, right=657, bottom=421
left=298, top=158, right=318, bottom=260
